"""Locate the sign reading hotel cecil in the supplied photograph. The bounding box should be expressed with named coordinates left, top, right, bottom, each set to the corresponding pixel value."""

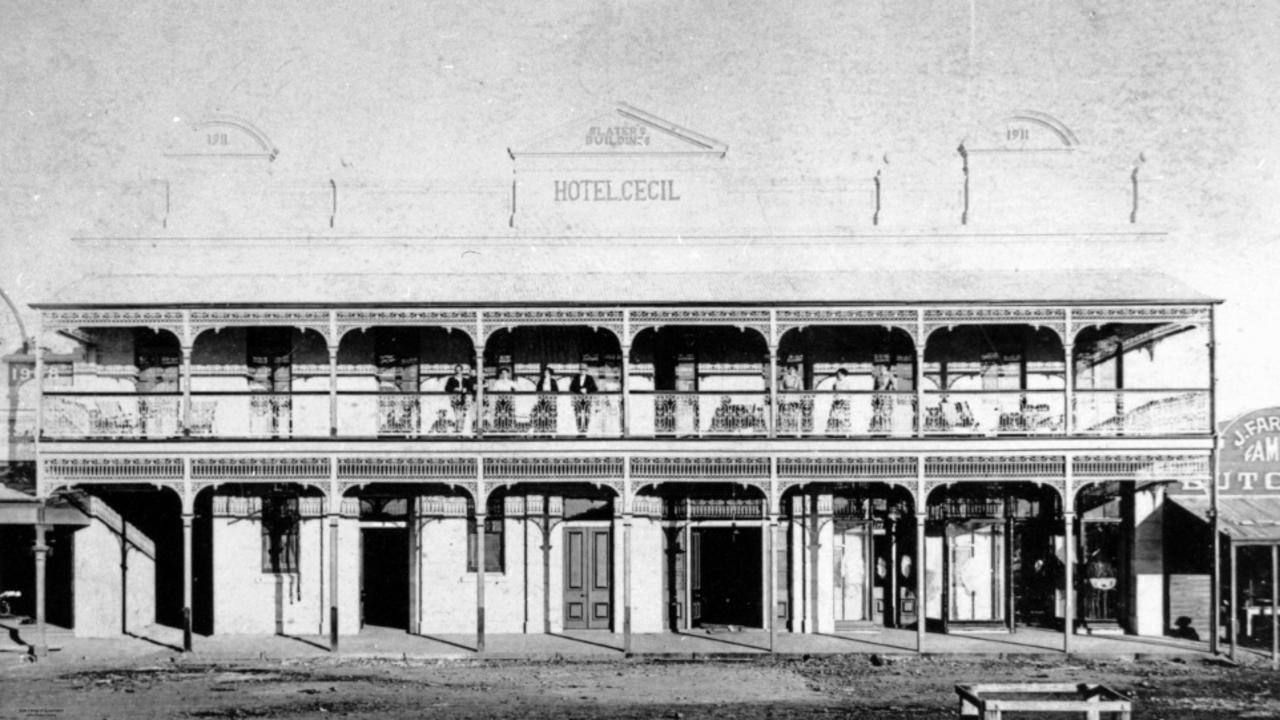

left=553, top=179, right=680, bottom=203
left=1176, top=407, right=1280, bottom=497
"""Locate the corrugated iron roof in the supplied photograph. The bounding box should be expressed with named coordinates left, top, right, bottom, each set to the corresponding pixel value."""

left=1171, top=496, right=1280, bottom=543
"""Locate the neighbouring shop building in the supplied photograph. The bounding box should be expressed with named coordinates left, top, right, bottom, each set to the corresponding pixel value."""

left=7, top=106, right=1219, bottom=655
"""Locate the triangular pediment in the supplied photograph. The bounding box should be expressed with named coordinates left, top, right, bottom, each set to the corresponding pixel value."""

left=512, top=103, right=727, bottom=158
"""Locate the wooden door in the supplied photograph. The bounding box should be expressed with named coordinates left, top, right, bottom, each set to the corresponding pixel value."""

left=564, top=526, right=612, bottom=629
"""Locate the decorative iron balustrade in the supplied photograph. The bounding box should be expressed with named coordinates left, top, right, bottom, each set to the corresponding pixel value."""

left=39, top=388, right=1211, bottom=441
left=480, top=392, right=622, bottom=438
left=1072, top=390, right=1210, bottom=436
left=628, top=392, right=768, bottom=437
left=43, top=393, right=183, bottom=439
left=336, top=392, right=474, bottom=437
left=776, top=391, right=916, bottom=437
left=921, top=391, right=1065, bottom=436
left=663, top=497, right=765, bottom=520
left=186, top=392, right=331, bottom=439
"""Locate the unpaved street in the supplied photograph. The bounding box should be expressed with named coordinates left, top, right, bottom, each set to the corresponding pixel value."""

left=2, top=654, right=1279, bottom=719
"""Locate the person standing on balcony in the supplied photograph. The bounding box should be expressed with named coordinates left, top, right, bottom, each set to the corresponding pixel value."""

left=489, top=366, right=518, bottom=433
left=444, top=363, right=475, bottom=434
left=531, top=364, right=559, bottom=435
left=826, top=367, right=854, bottom=436
left=779, top=363, right=804, bottom=436
left=569, top=364, right=598, bottom=437
left=870, top=364, right=898, bottom=433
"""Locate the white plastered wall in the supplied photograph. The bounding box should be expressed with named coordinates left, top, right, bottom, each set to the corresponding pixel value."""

left=210, top=496, right=360, bottom=636
left=1129, top=484, right=1165, bottom=637
left=72, top=496, right=156, bottom=637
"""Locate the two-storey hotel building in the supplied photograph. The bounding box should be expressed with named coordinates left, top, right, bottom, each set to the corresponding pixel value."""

left=12, top=106, right=1218, bottom=655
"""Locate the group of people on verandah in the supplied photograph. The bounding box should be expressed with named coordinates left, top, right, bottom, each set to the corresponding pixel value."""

left=442, top=362, right=599, bottom=435
left=403, top=362, right=909, bottom=436
left=777, top=363, right=900, bottom=436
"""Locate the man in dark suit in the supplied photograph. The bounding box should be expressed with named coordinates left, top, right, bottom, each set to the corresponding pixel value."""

left=568, top=363, right=598, bottom=436
left=444, top=364, right=475, bottom=434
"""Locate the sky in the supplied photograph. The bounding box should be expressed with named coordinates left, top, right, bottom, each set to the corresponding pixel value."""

left=1, top=0, right=1279, bottom=418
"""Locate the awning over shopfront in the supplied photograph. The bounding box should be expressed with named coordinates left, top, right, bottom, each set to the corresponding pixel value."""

left=0, top=487, right=90, bottom=526
left=1170, top=495, right=1280, bottom=544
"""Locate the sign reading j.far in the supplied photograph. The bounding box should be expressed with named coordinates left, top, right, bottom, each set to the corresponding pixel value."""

left=1177, top=407, right=1280, bottom=497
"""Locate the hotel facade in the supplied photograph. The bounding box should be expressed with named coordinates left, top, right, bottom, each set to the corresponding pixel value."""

left=4, top=106, right=1218, bottom=655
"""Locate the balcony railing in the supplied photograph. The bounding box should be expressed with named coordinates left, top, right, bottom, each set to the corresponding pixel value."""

left=187, top=392, right=331, bottom=439
left=44, top=393, right=183, bottom=440
left=39, top=387, right=1212, bottom=440
left=775, top=391, right=916, bottom=438
left=921, top=391, right=1066, bottom=436
left=628, top=392, right=769, bottom=437
left=481, top=392, right=622, bottom=438
left=1073, top=389, right=1210, bottom=436
left=337, top=393, right=476, bottom=438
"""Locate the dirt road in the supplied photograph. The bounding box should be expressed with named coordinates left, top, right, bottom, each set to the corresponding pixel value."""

left=2, top=653, right=1278, bottom=719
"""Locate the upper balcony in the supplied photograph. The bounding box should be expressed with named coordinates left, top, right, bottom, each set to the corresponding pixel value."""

left=33, top=286, right=1216, bottom=444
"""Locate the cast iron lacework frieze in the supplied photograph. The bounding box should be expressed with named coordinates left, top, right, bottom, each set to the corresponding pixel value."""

left=42, top=309, right=185, bottom=331
left=776, top=308, right=920, bottom=346
left=189, top=309, right=332, bottom=344
left=42, top=457, right=185, bottom=480
left=777, top=456, right=917, bottom=479
left=482, top=309, right=625, bottom=342
left=630, top=456, right=770, bottom=479
left=1072, top=454, right=1210, bottom=480
left=925, top=455, right=1067, bottom=479
left=482, top=456, right=624, bottom=479
left=1070, top=305, right=1212, bottom=327
left=923, top=307, right=1068, bottom=343
left=335, top=309, right=478, bottom=342
left=191, top=457, right=331, bottom=480
left=338, top=456, right=477, bottom=480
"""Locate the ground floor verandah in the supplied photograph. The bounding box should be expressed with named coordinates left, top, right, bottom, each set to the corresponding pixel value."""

left=0, top=620, right=1221, bottom=663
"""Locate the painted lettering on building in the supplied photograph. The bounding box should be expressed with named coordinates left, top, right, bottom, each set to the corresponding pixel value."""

left=553, top=180, right=681, bottom=202
left=1172, top=408, right=1280, bottom=497
left=585, top=125, right=650, bottom=147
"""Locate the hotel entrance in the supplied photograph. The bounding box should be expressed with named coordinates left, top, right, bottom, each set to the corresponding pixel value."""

left=692, top=526, right=762, bottom=628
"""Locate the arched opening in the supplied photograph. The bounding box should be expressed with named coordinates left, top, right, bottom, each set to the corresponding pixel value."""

left=779, top=482, right=916, bottom=634
left=190, top=327, right=329, bottom=438
left=204, top=483, right=327, bottom=636
left=42, top=327, right=183, bottom=440
left=924, top=482, right=1062, bottom=633
left=638, top=482, right=768, bottom=630
left=923, top=325, right=1065, bottom=435
left=777, top=326, right=917, bottom=437
left=1073, top=323, right=1210, bottom=435
left=629, top=327, right=769, bottom=437
left=336, top=327, right=475, bottom=437
left=482, top=327, right=622, bottom=437
left=62, top=484, right=185, bottom=639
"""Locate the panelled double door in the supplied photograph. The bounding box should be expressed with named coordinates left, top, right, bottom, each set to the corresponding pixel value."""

left=563, top=524, right=613, bottom=630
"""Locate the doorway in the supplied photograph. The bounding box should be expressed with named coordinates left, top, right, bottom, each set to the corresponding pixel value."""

left=945, top=520, right=1006, bottom=628
left=563, top=525, right=612, bottom=630
left=360, top=528, right=408, bottom=629
left=692, top=527, right=762, bottom=628
left=833, top=522, right=874, bottom=628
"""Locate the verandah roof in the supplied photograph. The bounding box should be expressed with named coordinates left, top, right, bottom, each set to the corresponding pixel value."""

left=39, top=269, right=1215, bottom=308
left=1170, top=496, right=1280, bottom=544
